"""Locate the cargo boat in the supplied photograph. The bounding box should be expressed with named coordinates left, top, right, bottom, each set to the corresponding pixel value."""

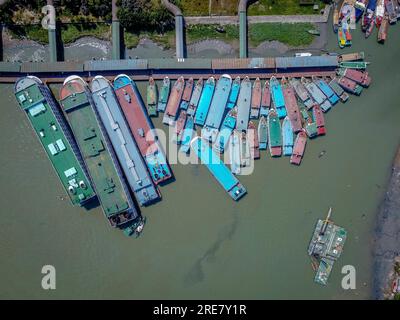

left=337, top=76, right=363, bottom=95
left=339, top=61, right=370, bottom=69
left=15, top=76, right=95, bottom=206
left=187, top=78, right=203, bottom=116
left=301, top=107, right=318, bottom=138
left=290, top=131, right=307, bottom=165
left=248, top=121, right=260, bottom=159
left=385, top=0, right=397, bottom=23
left=301, top=77, right=332, bottom=112
left=194, top=77, right=215, bottom=126
left=328, top=77, right=350, bottom=102
left=260, top=80, right=271, bottom=117
left=267, top=110, right=282, bottom=157
left=281, top=77, right=302, bottom=133
left=282, top=116, right=294, bottom=156
left=339, top=52, right=365, bottom=61
left=113, top=74, right=172, bottom=185
left=250, top=77, right=261, bottom=119
left=229, top=132, right=241, bottom=175
left=202, top=74, right=232, bottom=142
left=146, top=77, right=158, bottom=117
left=90, top=76, right=160, bottom=206
left=174, top=110, right=187, bottom=144
left=179, top=77, right=193, bottom=110
left=337, top=68, right=371, bottom=87
left=258, top=116, right=268, bottom=150
left=270, top=76, right=287, bottom=119
left=191, top=137, right=246, bottom=201
left=214, top=107, right=237, bottom=154
left=289, top=77, right=314, bottom=110
left=375, top=0, right=385, bottom=26
left=226, top=76, right=241, bottom=110
left=157, top=77, right=170, bottom=112
left=312, top=76, right=340, bottom=105
left=378, top=14, right=389, bottom=42
left=163, top=76, right=185, bottom=126
left=308, top=208, right=347, bottom=285
left=312, top=105, right=326, bottom=136
left=60, top=76, right=140, bottom=233
left=180, top=115, right=194, bottom=154
left=236, top=76, right=252, bottom=132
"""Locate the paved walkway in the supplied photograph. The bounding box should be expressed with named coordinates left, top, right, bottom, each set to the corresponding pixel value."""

left=185, top=5, right=331, bottom=25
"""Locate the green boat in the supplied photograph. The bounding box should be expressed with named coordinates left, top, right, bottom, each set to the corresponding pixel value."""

left=157, top=76, right=170, bottom=112
left=14, top=76, right=95, bottom=206
left=308, top=208, right=347, bottom=285
left=146, top=77, right=158, bottom=117
left=300, top=107, right=317, bottom=138
left=59, top=75, right=141, bottom=233
left=339, top=61, right=370, bottom=69
left=267, top=109, right=282, bottom=157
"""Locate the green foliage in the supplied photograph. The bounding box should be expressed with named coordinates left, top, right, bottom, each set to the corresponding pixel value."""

left=61, top=23, right=110, bottom=43
left=394, top=292, right=400, bottom=300
left=186, top=24, right=239, bottom=43
left=7, top=24, right=49, bottom=44
left=248, top=0, right=325, bottom=16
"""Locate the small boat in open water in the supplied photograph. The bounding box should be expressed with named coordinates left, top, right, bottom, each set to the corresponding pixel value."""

left=267, top=109, right=282, bottom=157
left=260, top=80, right=271, bottom=117
left=187, top=78, right=203, bottom=116
left=163, top=76, right=185, bottom=126
left=157, top=76, right=170, bottom=112
left=250, top=77, right=261, bottom=119
left=282, top=116, right=294, bottom=156
left=258, top=116, right=268, bottom=150
left=147, top=77, right=158, bottom=117
left=270, top=76, right=286, bottom=119
left=195, top=77, right=215, bottom=126
left=214, top=107, right=237, bottom=154
left=248, top=121, right=260, bottom=159
left=179, top=77, right=194, bottom=110
left=290, top=131, right=307, bottom=165
left=236, top=76, right=252, bottom=132
left=180, top=115, right=194, bottom=154
left=226, top=76, right=241, bottom=110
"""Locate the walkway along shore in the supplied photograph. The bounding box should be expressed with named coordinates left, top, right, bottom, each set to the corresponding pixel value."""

left=373, top=145, right=400, bottom=299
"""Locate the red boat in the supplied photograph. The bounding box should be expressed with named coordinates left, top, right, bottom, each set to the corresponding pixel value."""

left=175, top=110, right=187, bottom=143
left=339, top=68, right=371, bottom=87
left=250, top=77, right=262, bottom=119
left=378, top=14, right=389, bottom=42
left=248, top=121, right=260, bottom=159
left=312, top=105, right=326, bottom=136
left=290, top=131, right=307, bottom=166
left=163, top=76, right=185, bottom=125
left=180, top=77, right=194, bottom=109
left=338, top=76, right=363, bottom=95
left=281, top=77, right=302, bottom=133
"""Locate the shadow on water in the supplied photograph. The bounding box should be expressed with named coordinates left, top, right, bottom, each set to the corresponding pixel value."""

left=184, top=207, right=240, bottom=286
left=82, top=196, right=100, bottom=211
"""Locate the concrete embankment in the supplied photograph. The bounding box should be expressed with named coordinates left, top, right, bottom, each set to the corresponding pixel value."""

left=373, top=146, right=400, bottom=299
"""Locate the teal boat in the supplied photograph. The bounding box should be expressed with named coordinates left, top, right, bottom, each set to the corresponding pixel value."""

left=339, top=61, right=370, bottom=69
left=180, top=115, right=194, bottom=154
left=270, top=76, right=287, bottom=119
left=226, top=76, right=241, bottom=110
left=267, top=109, right=282, bottom=157
left=194, top=77, right=215, bottom=126
left=214, top=107, right=237, bottom=154
left=300, top=107, right=318, bottom=138
left=157, top=77, right=170, bottom=112
left=282, top=116, right=294, bottom=156
left=258, top=116, right=268, bottom=150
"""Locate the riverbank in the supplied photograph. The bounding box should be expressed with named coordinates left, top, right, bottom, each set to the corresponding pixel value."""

left=373, top=146, right=400, bottom=299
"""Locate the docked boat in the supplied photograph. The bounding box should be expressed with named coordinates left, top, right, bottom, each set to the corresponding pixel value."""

left=240, top=131, right=251, bottom=167
left=282, top=116, right=294, bottom=156
left=338, top=23, right=352, bottom=49
left=363, top=1, right=377, bottom=36
left=157, top=76, right=170, bottom=112
left=290, top=131, right=307, bottom=165
left=229, top=132, right=241, bottom=175
left=258, top=116, right=268, bottom=150
left=385, top=0, right=397, bottom=23
left=214, top=107, right=237, bottom=154
left=15, top=76, right=95, bottom=206
left=60, top=76, right=140, bottom=232
left=226, top=76, right=241, bottom=110
left=187, top=78, right=203, bottom=116
left=337, top=76, right=363, bottom=95
left=281, top=77, right=302, bottom=133
left=289, top=77, right=314, bottom=110
left=114, top=74, right=173, bottom=185
left=146, top=77, right=158, bottom=117
left=180, top=115, right=194, bottom=154
left=337, top=68, right=372, bottom=87
left=179, top=77, right=194, bottom=110
left=378, top=14, right=389, bottom=42
left=339, top=61, right=370, bottom=69
left=248, top=121, right=260, bottom=159
left=202, top=74, right=232, bottom=142
left=375, top=0, right=385, bottom=26
left=312, top=105, right=326, bottom=136
left=267, top=109, right=282, bottom=157
left=301, top=107, right=318, bottom=138
left=194, top=76, right=215, bottom=126
left=250, top=77, right=262, bottom=119
left=236, top=76, right=252, bottom=132
left=355, top=0, right=368, bottom=20
left=333, top=2, right=339, bottom=33
left=90, top=76, right=160, bottom=206
left=270, top=76, right=287, bottom=119
left=339, top=51, right=365, bottom=61
left=163, top=76, right=185, bottom=126
left=328, top=77, right=350, bottom=102
left=312, top=76, right=340, bottom=105
left=301, top=77, right=332, bottom=112
left=174, top=110, right=187, bottom=144
left=260, top=80, right=271, bottom=117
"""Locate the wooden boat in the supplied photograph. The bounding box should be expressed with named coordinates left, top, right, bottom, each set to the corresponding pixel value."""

left=281, top=77, right=302, bottom=133
left=187, top=78, right=203, bottom=116
left=248, top=121, right=260, bottom=159
left=157, top=76, right=170, bottom=112
left=385, top=0, right=397, bottom=23
left=375, top=0, right=385, bottom=26
left=290, top=131, right=307, bottom=166
left=163, top=76, right=185, bottom=126
left=378, top=14, right=389, bottom=42
left=258, top=116, right=268, bottom=150
left=339, top=52, right=365, bottom=61
left=267, top=109, right=282, bottom=157
left=250, top=77, right=262, bottom=119
left=146, top=77, right=158, bottom=117
left=174, top=110, right=187, bottom=144
left=312, top=105, right=326, bottom=136
left=282, top=116, right=294, bottom=156
left=179, top=77, right=194, bottom=110
left=260, top=80, right=271, bottom=117
left=300, top=107, right=318, bottom=138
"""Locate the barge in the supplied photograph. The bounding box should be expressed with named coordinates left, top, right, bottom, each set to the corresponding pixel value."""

left=282, top=116, right=294, bottom=156
left=236, top=76, right=252, bottom=132
left=195, top=77, right=215, bottom=126
left=163, top=76, right=185, bottom=126
left=270, top=76, right=287, bottom=119
left=289, top=77, right=315, bottom=110
left=250, top=77, right=262, bottom=119
left=267, top=109, right=282, bottom=157
left=214, top=107, right=237, bottom=154
left=312, top=76, right=340, bottom=105
left=337, top=68, right=371, bottom=87
left=281, top=77, right=302, bottom=133
left=328, top=77, right=350, bottom=102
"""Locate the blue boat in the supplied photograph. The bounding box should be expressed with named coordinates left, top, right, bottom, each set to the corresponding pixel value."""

left=270, top=76, right=287, bottom=119
left=191, top=137, right=246, bottom=201
left=355, top=0, right=368, bottom=20
left=301, top=77, right=332, bottom=112
left=213, top=107, right=237, bottom=154
left=226, top=76, right=241, bottom=110
left=312, top=76, right=340, bottom=105
left=282, top=116, right=294, bottom=156
left=202, top=74, right=232, bottom=142
left=180, top=115, right=194, bottom=154
left=90, top=76, right=160, bottom=206
left=194, top=77, right=215, bottom=126
left=235, top=76, right=252, bottom=132
left=258, top=116, right=268, bottom=150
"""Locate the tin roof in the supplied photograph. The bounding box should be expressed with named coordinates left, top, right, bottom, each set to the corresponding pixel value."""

left=275, top=56, right=338, bottom=69
left=211, top=58, right=275, bottom=70
left=148, top=58, right=212, bottom=70
left=0, top=62, right=21, bottom=73
left=84, top=59, right=148, bottom=71
left=21, top=62, right=84, bottom=73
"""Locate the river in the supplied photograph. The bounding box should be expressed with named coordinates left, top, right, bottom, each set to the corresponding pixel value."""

left=0, top=22, right=399, bottom=299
